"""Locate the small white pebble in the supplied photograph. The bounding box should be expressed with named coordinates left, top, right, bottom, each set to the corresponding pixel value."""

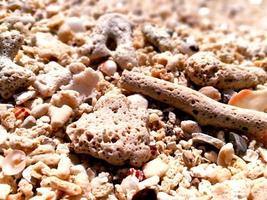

left=0, top=184, right=11, bottom=199
left=99, top=60, right=117, bottom=76
left=138, top=175, right=159, bottom=190
left=127, top=94, right=148, bottom=109
left=143, top=158, right=168, bottom=178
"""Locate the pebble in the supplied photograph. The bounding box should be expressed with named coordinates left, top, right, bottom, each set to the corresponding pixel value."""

left=157, top=192, right=175, bottom=200
left=138, top=176, right=159, bottom=190
left=204, top=151, right=218, bottom=163
left=199, top=86, right=221, bottom=101
left=181, top=120, right=201, bottom=134
left=127, top=94, right=148, bottom=109
left=143, top=158, right=168, bottom=178
left=99, top=60, right=117, bottom=76
left=217, top=143, right=235, bottom=166
left=182, top=150, right=196, bottom=168
left=211, top=179, right=251, bottom=200
left=250, top=178, right=267, bottom=200
left=228, top=132, right=247, bottom=156
left=65, top=17, right=86, bottom=33
left=21, top=115, right=36, bottom=128
left=192, top=133, right=225, bottom=149
left=132, top=188, right=157, bottom=200
left=258, top=147, right=267, bottom=162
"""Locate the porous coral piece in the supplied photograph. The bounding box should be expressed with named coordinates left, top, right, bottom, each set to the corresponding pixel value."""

left=185, top=52, right=267, bottom=89
left=48, top=105, right=73, bottom=129
left=80, top=13, right=137, bottom=69
left=91, top=172, right=114, bottom=199
left=229, top=89, right=267, bottom=112
left=51, top=90, right=81, bottom=108
left=211, top=179, right=251, bottom=200
left=34, top=32, right=72, bottom=61
left=250, top=178, right=267, bottom=200
left=0, top=31, right=35, bottom=99
left=33, top=61, right=72, bottom=97
left=120, top=71, right=267, bottom=145
left=40, top=176, right=82, bottom=196
left=66, top=93, right=151, bottom=167
left=61, top=67, right=99, bottom=101
left=142, top=24, right=173, bottom=52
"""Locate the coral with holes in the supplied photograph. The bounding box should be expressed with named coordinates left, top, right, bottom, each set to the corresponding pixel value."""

left=121, top=71, right=267, bottom=145
left=185, top=52, right=267, bottom=90
left=0, top=31, right=35, bottom=99
left=66, top=93, right=151, bottom=167
left=33, top=61, right=72, bottom=97
left=80, top=13, right=137, bottom=69
left=142, top=24, right=173, bottom=52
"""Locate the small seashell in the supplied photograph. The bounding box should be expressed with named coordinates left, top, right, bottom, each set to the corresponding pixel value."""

left=2, top=149, right=27, bottom=176
left=229, top=89, right=267, bottom=112
left=243, top=149, right=259, bottom=162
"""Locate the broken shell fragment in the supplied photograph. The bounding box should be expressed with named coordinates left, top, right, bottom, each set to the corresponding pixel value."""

left=217, top=143, right=235, bottom=167
left=2, top=150, right=27, bottom=176
left=229, top=89, right=267, bottom=112
left=192, top=133, right=225, bottom=149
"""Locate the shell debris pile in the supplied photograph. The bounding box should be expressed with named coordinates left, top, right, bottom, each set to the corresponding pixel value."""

left=1, top=0, right=267, bottom=199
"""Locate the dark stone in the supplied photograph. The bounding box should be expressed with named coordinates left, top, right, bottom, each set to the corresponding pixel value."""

left=228, top=132, right=247, bottom=156
left=132, top=188, right=157, bottom=200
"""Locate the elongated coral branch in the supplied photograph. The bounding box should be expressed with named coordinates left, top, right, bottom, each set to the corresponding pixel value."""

left=121, top=71, right=267, bottom=144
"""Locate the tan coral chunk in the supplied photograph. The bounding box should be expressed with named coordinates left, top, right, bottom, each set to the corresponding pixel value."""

left=0, top=31, right=35, bottom=99
left=33, top=61, right=72, bottom=97
left=66, top=93, right=151, bottom=167
left=229, top=89, right=267, bottom=112
left=120, top=71, right=267, bottom=145
left=142, top=24, right=173, bottom=52
left=185, top=52, right=267, bottom=89
left=40, top=176, right=82, bottom=196
left=79, top=13, right=137, bottom=69
left=211, top=179, right=251, bottom=200
left=250, top=178, right=267, bottom=200
left=61, top=67, right=99, bottom=101
left=48, top=105, right=73, bottom=129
